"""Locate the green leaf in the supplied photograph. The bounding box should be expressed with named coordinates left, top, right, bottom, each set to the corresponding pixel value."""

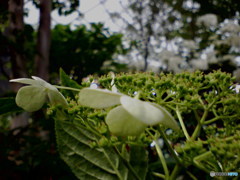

left=55, top=119, right=149, bottom=180
left=129, top=145, right=148, bottom=179
left=0, top=97, right=22, bottom=115
left=55, top=120, right=125, bottom=180
left=60, top=68, right=81, bottom=98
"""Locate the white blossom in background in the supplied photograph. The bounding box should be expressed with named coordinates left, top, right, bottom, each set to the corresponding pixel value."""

left=220, top=22, right=240, bottom=33
left=147, top=61, right=163, bottom=73
left=233, top=68, right=240, bottom=82
left=222, top=55, right=236, bottom=63
left=182, top=40, right=198, bottom=50
left=227, top=35, right=240, bottom=53
left=196, top=14, right=218, bottom=27
left=190, top=59, right=208, bottom=70
left=235, top=85, right=240, bottom=93
left=167, top=56, right=185, bottom=73
left=159, top=50, right=176, bottom=62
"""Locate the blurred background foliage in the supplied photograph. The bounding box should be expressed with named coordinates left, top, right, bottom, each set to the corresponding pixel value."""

left=50, top=23, right=127, bottom=81
left=0, top=0, right=240, bottom=179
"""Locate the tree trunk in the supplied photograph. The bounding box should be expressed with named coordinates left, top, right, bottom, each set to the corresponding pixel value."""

left=34, top=0, right=51, bottom=81
left=8, top=0, right=27, bottom=91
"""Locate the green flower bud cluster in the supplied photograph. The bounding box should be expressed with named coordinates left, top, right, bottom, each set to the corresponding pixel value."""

left=175, top=140, right=207, bottom=166
left=209, top=131, right=240, bottom=172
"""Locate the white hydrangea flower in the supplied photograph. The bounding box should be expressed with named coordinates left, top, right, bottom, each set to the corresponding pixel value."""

left=78, top=88, right=179, bottom=136
left=190, top=59, right=208, bottom=70
left=227, top=35, right=240, bottom=52
left=196, top=14, right=218, bottom=27
left=10, top=76, right=68, bottom=112
left=206, top=51, right=218, bottom=64
left=168, top=56, right=185, bottom=73
left=159, top=50, right=175, bottom=62
left=235, top=84, right=240, bottom=93
left=220, top=22, right=240, bottom=33
left=182, top=40, right=198, bottom=50
left=233, top=69, right=240, bottom=82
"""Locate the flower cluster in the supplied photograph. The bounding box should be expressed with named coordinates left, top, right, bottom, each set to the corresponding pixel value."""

left=10, top=76, right=68, bottom=112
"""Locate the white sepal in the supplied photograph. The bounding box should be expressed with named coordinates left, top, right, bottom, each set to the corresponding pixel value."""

left=78, top=88, right=122, bottom=109
left=106, top=105, right=147, bottom=136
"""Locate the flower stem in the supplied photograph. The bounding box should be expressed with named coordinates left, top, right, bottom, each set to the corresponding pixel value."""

left=54, top=85, right=81, bottom=92
left=193, top=151, right=212, bottom=173
left=146, top=129, right=169, bottom=179
left=191, top=109, right=208, bottom=140
left=176, top=106, right=190, bottom=140
left=170, top=164, right=182, bottom=180
left=154, top=139, right=170, bottom=179
left=204, top=115, right=237, bottom=125
left=114, top=146, right=142, bottom=180
left=102, top=148, right=124, bottom=180
left=152, top=172, right=165, bottom=179
left=158, top=126, right=182, bottom=165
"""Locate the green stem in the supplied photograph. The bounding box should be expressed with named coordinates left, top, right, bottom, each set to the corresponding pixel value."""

left=101, top=148, right=124, bottom=180
left=169, top=164, right=182, bottom=180
left=152, top=172, right=165, bottom=179
left=75, top=116, right=102, bottom=138
left=186, top=171, right=198, bottom=180
left=204, top=115, right=237, bottom=125
left=193, top=151, right=212, bottom=173
left=146, top=128, right=169, bottom=179
left=193, top=110, right=201, bottom=123
left=191, top=109, right=208, bottom=140
left=163, top=94, right=175, bottom=102
left=204, top=116, right=221, bottom=125
left=176, top=106, right=190, bottom=140
left=154, top=139, right=170, bottom=179
left=158, top=126, right=182, bottom=165
left=114, top=146, right=142, bottom=180
left=54, top=85, right=81, bottom=92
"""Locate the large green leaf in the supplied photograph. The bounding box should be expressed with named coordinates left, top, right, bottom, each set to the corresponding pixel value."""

left=129, top=146, right=148, bottom=179
left=0, top=97, right=22, bottom=115
left=55, top=119, right=148, bottom=180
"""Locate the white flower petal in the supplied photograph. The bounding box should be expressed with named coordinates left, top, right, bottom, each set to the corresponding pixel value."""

left=31, top=76, right=57, bottom=90
left=47, top=89, right=68, bottom=107
left=78, top=88, right=122, bottom=108
left=15, top=86, right=47, bottom=112
left=120, top=96, right=179, bottom=130
left=151, top=103, right=180, bottom=130
left=10, top=78, right=39, bottom=86
left=106, top=105, right=147, bottom=136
